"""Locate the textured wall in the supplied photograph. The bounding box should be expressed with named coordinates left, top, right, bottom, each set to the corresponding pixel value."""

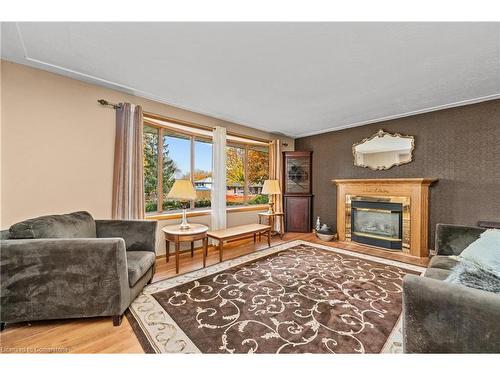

left=295, top=99, right=500, bottom=248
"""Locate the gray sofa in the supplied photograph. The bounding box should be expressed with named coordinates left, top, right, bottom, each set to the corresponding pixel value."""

left=0, top=211, right=157, bottom=330
left=403, top=223, right=500, bottom=353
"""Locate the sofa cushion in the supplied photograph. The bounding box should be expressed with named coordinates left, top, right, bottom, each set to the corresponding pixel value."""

left=9, top=211, right=96, bottom=239
left=428, top=255, right=460, bottom=270
left=424, top=268, right=452, bottom=281
left=127, top=251, right=155, bottom=287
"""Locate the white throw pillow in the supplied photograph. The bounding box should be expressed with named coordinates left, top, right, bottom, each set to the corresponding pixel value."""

left=460, top=229, right=500, bottom=276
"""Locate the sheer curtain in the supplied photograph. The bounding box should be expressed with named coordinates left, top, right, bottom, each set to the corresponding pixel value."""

left=112, top=103, right=145, bottom=219
left=269, top=139, right=283, bottom=230
left=211, top=126, right=227, bottom=231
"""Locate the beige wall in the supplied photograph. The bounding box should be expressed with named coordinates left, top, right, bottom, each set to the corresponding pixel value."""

left=0, top=60, right=294, bottom=248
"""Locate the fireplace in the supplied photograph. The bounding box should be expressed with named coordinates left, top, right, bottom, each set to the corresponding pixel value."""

left=345, top=194, right=411, bottom=252
left=351, top=198, right=403, bottom=250
left=333, top=178, right=437, bottom=259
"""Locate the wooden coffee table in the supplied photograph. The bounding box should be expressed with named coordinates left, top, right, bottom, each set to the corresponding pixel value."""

left=162, top=223, right=209, bottom=274
left=207, top=223, right=272, bottom=262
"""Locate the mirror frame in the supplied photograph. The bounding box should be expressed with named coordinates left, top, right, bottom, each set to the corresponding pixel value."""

left=352, top=129, right=415, bottom=171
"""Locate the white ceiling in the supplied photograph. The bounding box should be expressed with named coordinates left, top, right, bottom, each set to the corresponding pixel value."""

left=2, top=22, right=499, bottom=138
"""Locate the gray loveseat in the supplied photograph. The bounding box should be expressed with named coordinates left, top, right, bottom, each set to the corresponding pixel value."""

left=0, top=211, right=157, bottom=330
left=403, top=223, right=500, bottom=353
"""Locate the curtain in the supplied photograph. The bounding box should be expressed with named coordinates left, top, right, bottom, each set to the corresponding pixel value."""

left=112, top=103, right=145, bottom=219
left=211, top=126, right=227, bottom=231
left=269, top=139, right=283, bottom=230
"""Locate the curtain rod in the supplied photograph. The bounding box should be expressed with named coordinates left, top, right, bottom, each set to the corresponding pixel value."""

left=97, top=98, right=285, bottom=146
left=97, top=99, right=122, bottom=109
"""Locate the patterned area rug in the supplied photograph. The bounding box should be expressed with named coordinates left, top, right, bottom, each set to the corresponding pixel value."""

left=126, top=240, right=424, bottom=353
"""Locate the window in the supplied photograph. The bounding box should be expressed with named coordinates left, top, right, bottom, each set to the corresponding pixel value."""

left=247, top=145, right=269, bottom=205
left=226, top=145, right=246, bottom=206
left=143, top=116, right=269, bottom=215
left=162, top=132, right=190, bottom=211
left=143, top=124, right=213, bottom=215
left=226, top=143, right=269, bottom=206
left=194, top=139, right=213, bottom=208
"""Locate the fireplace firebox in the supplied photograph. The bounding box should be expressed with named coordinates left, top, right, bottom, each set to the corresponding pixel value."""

left=334, top=178, right=438, bottom=258
left=351, top=199, right=403, bottom=250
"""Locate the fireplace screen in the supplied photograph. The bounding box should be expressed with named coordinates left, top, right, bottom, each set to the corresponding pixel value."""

left=351, top=199, right=403, bottom=250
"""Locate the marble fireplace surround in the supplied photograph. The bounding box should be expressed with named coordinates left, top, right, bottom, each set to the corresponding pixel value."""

left=333, top=178, right=437, bottom=258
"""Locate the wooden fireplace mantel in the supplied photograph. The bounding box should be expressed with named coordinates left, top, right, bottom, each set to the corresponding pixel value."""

left=333, top=178, right=438, bottom=258
left=333, top=178, right=438, bottom=185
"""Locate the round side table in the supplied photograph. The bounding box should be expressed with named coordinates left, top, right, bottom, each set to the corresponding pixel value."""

left=162, top=223, right=208, bottom=274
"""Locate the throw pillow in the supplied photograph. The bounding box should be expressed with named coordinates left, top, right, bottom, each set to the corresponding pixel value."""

left=460, top=229, right=500, bottom=276
left=445, top=259, right=500, bottom=294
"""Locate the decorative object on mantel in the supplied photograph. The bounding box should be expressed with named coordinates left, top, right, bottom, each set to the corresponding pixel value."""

left=333, top=178, right=438, bottom=259
left=353, top=129, right=415, bottom=171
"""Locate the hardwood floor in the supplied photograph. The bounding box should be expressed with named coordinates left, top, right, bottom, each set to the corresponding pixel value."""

left=0, top=233, right=428, bottom=354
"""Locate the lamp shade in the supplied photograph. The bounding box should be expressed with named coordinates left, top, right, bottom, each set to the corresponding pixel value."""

left=166, top=180, right=197, bottom=200
left=261, top=179, right=281, bottom=195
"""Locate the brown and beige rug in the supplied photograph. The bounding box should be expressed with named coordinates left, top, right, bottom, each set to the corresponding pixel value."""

left=126, top=240, right=424, bottom=354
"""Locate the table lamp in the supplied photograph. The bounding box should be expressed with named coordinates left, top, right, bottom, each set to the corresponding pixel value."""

left=261, top=179, right=281, bottom=214
left=166, top=180, right=197, bottom=230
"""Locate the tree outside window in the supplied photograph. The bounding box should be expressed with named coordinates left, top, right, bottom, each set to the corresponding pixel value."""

left=247, top=146, right=269, bottom=205
left=143, top=125, right=159, bottom=212
left=226, top=145, right=245, bottom=206
left=226, top=144, right=269, bottom=206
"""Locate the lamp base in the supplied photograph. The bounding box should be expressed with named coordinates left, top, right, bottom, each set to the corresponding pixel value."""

left=179, top=208, right=190, bottom=230
left=267, top=202, right=275, bottom=215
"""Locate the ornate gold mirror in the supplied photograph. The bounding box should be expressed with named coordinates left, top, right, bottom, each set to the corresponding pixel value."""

left=353, top=129, right=414, bottom=170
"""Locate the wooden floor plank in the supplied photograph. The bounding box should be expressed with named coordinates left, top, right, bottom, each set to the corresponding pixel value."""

left=0, top=232, right=428, bottom=353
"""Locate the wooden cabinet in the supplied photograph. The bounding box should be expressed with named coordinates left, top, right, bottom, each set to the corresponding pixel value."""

left=283, top=151, right=313, bottom=233
left=284, top=195, right=312, bottom=232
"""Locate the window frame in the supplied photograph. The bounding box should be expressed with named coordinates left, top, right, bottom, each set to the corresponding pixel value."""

left=226, top=142, right=270, bottom=206
left=143, top=116, right=270, bottom=218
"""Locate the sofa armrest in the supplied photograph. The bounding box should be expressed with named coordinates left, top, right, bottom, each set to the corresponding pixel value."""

left=95, top=220, right=157, bottom=252
left=403, top=274, right=500, bottom=353
left=0, top=238, right=130, bottom=323
left=435, top=223, right=485, bottom=256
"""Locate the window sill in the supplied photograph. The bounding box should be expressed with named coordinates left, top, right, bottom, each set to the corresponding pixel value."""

left=227, top=204, right=270, bottom=213
left=145, top=204, right=269, bottom=221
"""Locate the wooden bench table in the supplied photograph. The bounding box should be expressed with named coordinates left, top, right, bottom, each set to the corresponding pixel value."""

left=207, top=223, right=272, bottom=262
